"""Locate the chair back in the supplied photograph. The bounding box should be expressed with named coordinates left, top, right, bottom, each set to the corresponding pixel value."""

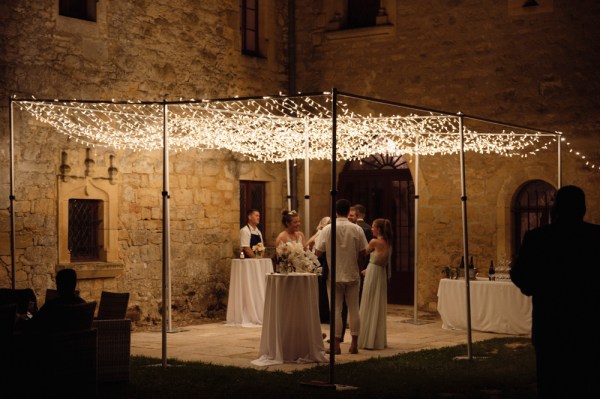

left=51, top=301, right=97, bottom=332
left=97, top=291, right=129, bottom=320
left=45, top=288, right=80, bottom=304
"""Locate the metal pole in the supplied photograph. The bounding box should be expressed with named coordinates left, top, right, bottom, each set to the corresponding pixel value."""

left=458, top=112, right=473, bottom=360
left=9, top=99, right=16, bottom=289
left=412, top=139, right=419, bottom=322
left=557, top=134, right=562, bottom=188
left=161, top=101, right=171, bottom=367
left=286, top=160, right=292, bottom=211
left=304, top=119, right=310, bottom=237
left=328, top=88, right=338, bottom=384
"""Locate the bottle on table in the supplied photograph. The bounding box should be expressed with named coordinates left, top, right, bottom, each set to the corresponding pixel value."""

left=488, top=260, right=495, bottom=281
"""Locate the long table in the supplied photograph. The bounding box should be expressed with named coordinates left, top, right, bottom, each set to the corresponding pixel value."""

left=437, top=278, right=532, bottom=335
left=251, top=273, right=327, bottom=366
left=225, top=258, right=273, bottom=327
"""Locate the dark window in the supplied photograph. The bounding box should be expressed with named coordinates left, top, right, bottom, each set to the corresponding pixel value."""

left=241, top=0, right=259, bottom=56
left=347, top=0, right=379, bottom=29
left=68, top=199, right=102, bottom=261
left=512, top=180, right=556, bottom=257
left=240, top=181, right=266, bottom=235
left=59, top=0, right=97, bottom=22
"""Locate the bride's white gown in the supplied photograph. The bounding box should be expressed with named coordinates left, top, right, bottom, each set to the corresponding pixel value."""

left=358, top=252, right=388, bottom=350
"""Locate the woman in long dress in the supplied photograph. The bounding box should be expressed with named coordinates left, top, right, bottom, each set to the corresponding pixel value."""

left=358, top=218, right=392, bottom=350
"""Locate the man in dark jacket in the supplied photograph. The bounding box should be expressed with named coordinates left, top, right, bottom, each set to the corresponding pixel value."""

left=511, top=185, right=600, bottom=398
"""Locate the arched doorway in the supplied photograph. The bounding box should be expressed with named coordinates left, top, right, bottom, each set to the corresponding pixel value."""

left=511, top=179, right=556, bottom=259
left=338, top=154, right=415, bottom=304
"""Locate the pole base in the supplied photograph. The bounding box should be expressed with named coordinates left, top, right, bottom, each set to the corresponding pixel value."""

left=401, top=319, right=435, bottom=325
left=452, top=355, right=489, bottom=361
left=300, top=381, right=358, bottom=390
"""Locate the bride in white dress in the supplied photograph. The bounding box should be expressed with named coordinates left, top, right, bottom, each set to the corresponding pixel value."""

left=358, top=218, right=392, bottom=350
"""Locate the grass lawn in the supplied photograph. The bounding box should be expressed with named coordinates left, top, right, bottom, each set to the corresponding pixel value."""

left=99, top=337, right=536, bottom=398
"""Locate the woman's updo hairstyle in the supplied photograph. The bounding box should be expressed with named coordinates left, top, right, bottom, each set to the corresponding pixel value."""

left=281, top=209, right=298, bottom=227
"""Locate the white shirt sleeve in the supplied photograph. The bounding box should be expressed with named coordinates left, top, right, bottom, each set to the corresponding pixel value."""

left=240, top=226, right=251, bottom=247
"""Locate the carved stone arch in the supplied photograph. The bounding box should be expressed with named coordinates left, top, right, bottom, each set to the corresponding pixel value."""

left=510, top=179, right=557, bottom=258
left=339, top=153, right=415, bottom=305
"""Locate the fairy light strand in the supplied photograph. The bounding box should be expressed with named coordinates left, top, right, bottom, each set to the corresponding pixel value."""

left=12, top=95, right=595, bottom=170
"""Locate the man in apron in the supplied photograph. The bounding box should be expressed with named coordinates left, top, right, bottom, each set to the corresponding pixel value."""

left=240, top=208, right=263, bottom=258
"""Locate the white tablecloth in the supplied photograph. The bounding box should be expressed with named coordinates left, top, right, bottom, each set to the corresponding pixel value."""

left=225, top=258, right=273, bottom=327
left=437, top=278, right=532, bottom=335
left=251, top=273, right=327, bottom=365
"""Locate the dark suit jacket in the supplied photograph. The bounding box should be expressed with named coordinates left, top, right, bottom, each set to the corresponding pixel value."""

left=356, top=219, right=373, bottom=242
left=356, top=219, right=372, bottom=270
left=511, top=221, right=600, bottom=348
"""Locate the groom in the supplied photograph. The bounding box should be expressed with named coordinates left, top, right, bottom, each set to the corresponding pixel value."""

left=315, top=198, right=368, bottom=355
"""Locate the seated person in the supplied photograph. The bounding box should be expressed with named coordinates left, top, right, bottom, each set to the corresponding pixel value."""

left=24, top=268, right=86, bottom=333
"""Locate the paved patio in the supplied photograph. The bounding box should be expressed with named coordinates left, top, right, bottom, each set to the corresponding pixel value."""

left=131, top=305, right=526, bottom=372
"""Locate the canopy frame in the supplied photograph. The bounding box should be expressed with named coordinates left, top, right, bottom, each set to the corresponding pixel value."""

left=8, top=90, right=563, bottom=372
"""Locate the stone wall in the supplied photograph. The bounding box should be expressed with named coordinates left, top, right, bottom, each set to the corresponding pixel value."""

left=293, top=0, right=600, bottom=310
left=0, top=0, right=289, bottom=326
left=2, top=0, right=600, bottom=320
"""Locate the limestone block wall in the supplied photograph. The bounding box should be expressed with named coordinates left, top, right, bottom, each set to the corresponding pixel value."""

left=294, top=0, right=600, bottom=310
left=0, top=0, right=290, bottom=325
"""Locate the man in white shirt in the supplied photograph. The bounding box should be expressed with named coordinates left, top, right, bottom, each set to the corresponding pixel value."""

left=315, top=199, right=368, bottom=355
left=240, top=209, right=263, bottom=258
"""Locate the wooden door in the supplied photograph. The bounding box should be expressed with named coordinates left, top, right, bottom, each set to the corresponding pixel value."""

left=338, top=155, right=415, bottom=304
left=239, top=181, right=266, bottom=237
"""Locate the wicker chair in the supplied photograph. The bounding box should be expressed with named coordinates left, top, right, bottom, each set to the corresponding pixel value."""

left=0, top=303, right=17, bottom=379
left=93, top=291, right=131, bottom=382
left=97, top=291, right=129, bottom=320
left=14, top=301, right=98, bottom=397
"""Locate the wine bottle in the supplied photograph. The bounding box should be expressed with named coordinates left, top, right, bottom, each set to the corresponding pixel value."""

left=469, top=256, right=474, bottom=269
left=488, top=260, right=495, bottom=281
left=459, top=256, right=465, bottom=268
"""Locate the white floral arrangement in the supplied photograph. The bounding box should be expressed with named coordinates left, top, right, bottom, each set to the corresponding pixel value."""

left=252, top=242, right=265, bottom=254
left=276, top=241, right=322, bottom=274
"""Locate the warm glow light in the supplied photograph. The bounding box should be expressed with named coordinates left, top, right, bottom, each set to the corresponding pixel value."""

left=13, top=93, right=591, bottom=168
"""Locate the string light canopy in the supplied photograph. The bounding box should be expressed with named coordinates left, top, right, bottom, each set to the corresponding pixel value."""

left=12, top=91, right=573, bottom=164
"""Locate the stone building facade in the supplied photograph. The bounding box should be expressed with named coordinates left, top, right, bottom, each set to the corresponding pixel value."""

left=1, top=1, right=599, bottom=325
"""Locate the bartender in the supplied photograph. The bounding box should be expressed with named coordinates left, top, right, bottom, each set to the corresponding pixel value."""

left=240, top=208, right=263, bottom=258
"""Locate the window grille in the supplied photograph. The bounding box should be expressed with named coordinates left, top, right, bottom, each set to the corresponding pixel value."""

left=512, top=180, right=556, bottom=257
left=68, top=199, right=101, bottom=261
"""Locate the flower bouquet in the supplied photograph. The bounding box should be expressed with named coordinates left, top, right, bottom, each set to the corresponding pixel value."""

left=252, top=242, right=265, bottom=257
left=276, top=241, right=322, bottom=274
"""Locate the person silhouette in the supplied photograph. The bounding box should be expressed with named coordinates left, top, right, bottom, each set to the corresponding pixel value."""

left=25, top=268, right=86, bottom=333
left=511, top=185, right=600, bottom=398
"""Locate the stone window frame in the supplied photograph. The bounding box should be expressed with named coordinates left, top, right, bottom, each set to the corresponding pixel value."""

left=57, top=150, right=122, bottom=279
left=241, top=0, right=260, bottom=56
left=58, top=0, right=98, bottom=22
left=323, top=0, right=396, bottom=41
left=55, top=0, right=107, bottom=38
